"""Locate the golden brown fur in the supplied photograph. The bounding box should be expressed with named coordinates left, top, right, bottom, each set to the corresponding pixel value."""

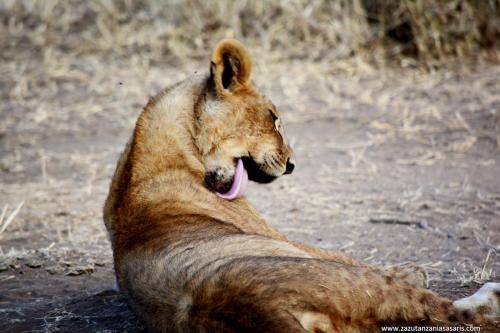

left=103, top=39, right=499, bottom=332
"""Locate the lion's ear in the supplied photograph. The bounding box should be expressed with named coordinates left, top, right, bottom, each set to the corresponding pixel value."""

left=210, top=39, right=252, bottom=94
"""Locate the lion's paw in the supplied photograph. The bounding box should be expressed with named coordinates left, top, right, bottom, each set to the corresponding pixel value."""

left=453, top=282, right=500, bottom=317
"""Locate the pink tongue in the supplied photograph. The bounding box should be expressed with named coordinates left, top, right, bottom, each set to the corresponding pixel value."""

left=216, top=158, right=248, bottom=200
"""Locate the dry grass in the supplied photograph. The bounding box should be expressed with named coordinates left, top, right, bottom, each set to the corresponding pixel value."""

left=1, top=0, right=498, bottom=70
left=0, top=201, right=24, bottom=235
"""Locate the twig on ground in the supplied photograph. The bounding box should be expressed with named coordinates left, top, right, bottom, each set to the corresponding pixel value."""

left=0, top=205, right=7, bottom=225
left=480, top=249, right=493, bottom=282
left=368, top=217, right=422, bottom=227
left=0, top=201, right=25, bottom=235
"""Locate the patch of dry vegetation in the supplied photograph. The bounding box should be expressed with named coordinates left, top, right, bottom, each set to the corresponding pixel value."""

left=1, top=0, right=498, bottom=69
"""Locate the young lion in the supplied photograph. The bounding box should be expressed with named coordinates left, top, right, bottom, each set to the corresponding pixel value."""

left=103, top=39, right=499, bottom=332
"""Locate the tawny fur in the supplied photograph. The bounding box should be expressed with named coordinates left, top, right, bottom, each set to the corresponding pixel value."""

left=103, top=39, right=499, bottom=333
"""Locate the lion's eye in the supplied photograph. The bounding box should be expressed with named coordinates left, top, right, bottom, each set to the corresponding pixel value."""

left=269, top=110, right=282, bottom=131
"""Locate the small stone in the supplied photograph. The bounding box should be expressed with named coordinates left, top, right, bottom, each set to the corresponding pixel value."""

left=60, top=260, right=77, bottom=267
left=26, top=260, right=43, bottom=268
left=0, top=263, right=8, bottom=272
left=66, top=265, right=94, bottom=276
left=9, top=263, right=20, bottom=270
left=46, top=266, right=63, bottom=275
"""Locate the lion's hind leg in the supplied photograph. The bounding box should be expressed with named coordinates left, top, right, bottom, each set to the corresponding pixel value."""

left=290, top=242, right=429, bottom=289
left=184, top=256, right=481, bottom=332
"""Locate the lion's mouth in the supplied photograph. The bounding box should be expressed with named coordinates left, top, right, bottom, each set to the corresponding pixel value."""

left=241, top=156, right=278, bottom=184
left=216, top=158, right=248, bottom=200
left=214, top=156, right=277, bottom=200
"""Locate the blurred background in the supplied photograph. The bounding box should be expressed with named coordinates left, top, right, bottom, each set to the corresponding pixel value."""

left=1, top=1, right=499, bottom=332
left=2, top=0, right=499, bottom=66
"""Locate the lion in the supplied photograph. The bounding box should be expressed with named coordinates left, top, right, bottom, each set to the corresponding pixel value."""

left=103, top=39, right=500, bottom=332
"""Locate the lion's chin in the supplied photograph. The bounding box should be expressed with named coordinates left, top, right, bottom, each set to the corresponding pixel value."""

left=204, top=170, right=232, bottom=194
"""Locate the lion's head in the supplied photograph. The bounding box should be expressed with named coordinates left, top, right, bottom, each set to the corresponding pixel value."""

left=195, top=39, right=295, bottom=196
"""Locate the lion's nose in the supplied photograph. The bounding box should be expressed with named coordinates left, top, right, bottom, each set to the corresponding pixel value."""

left=285, top=158, right=295, bottom=174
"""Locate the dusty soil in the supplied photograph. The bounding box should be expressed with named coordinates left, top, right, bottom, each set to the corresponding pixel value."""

left=1, top=53, right=499, bottom=332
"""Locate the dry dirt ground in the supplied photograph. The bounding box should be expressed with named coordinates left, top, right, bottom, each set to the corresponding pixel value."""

left=1, top=53, right=499, bottom=332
